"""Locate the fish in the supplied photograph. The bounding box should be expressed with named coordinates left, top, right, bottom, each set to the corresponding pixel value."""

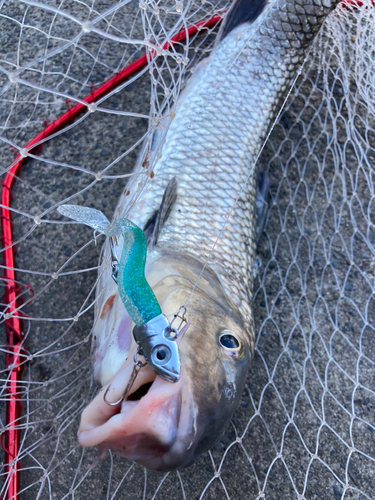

left=75, top=0, right=340, bottom=471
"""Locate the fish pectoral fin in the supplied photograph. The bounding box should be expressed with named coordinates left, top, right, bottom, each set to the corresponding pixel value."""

left=216, top=0, right=268, bottom=46
left=143, top=176, right=178, bottom=248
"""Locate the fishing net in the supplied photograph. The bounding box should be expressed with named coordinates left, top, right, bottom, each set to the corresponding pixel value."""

left=1, top=0, right=374, bottom=498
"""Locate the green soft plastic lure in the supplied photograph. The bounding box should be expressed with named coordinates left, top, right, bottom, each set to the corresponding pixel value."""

left=57, top=204, right=181, bottom=384
left=113, top=218, right=161, bottom=327
left=57, top=204, right=161, bottom=326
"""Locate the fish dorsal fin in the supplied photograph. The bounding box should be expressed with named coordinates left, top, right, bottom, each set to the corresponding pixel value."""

left=143, top=176, right=178, bottom=248
left=216, top=0, right=268, bottom=45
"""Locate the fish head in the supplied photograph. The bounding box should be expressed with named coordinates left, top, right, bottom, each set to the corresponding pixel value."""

left=163, top=284, right=250, bottom=469
left=78, top=255, right=251, bottom=471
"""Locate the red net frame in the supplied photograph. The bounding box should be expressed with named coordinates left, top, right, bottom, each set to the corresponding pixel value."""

left=0, top=15, right=223, bottom=500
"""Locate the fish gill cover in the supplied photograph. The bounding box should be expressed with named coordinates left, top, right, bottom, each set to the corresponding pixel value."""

left=0, top=0, right=374, bottom=499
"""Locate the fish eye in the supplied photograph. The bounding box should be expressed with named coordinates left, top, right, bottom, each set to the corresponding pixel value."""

left=219, top=331, right=241, bottom=350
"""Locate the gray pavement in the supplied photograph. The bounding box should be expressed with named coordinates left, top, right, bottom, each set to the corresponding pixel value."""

left=1, top=2, right=375, bottom=499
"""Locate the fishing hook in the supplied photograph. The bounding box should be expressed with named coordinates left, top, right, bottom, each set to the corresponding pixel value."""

left=109, top=236, right=119, bottom=283
left=103, top=348, right=147, bottom=406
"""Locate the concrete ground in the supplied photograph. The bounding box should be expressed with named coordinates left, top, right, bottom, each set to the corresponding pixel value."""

left=1, top=1, right=374, bottom=499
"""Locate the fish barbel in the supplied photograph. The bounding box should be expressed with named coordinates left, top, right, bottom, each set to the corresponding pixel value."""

left=77, top=0, right=340, bottom=471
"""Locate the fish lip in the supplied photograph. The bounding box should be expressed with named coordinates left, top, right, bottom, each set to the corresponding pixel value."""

left=116, top=368, right=199, bottom=469
left=77, top=369, right=183, bottom=450
left=77, top=365, right=199, bottom=470
left=119, top=373, right=181, bottom=422
left=118, top=378, right=199, bottom=470
left=115, top=378, right=182, bottom=458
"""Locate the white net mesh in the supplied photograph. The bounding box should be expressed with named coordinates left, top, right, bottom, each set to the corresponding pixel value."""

left=1, top=0, right=374, bottom=499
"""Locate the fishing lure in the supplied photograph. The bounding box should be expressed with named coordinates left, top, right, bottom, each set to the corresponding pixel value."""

left=57, top=204, right=181, bottom=401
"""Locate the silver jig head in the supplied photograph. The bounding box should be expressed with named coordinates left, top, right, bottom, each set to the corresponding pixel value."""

left=133, top=314, right=180, bottom=383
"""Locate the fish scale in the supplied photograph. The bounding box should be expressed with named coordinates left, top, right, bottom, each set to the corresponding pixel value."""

left=115, top=0, right=340, bottom=335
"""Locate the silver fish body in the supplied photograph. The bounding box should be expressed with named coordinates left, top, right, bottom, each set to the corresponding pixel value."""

left=78, top=0, right=340, bottom=471
left=119, top=0, right=341, bottom=333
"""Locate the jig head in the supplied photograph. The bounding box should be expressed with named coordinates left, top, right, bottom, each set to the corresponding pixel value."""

left=133, top=315, right=180, bottom=383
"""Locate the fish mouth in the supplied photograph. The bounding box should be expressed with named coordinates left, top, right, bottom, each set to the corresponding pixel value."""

left=110, top=362, right=159, bottom=404
left=77, top=360, right=194, bottom=470
left=127, top=380, right=154, bottom=401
